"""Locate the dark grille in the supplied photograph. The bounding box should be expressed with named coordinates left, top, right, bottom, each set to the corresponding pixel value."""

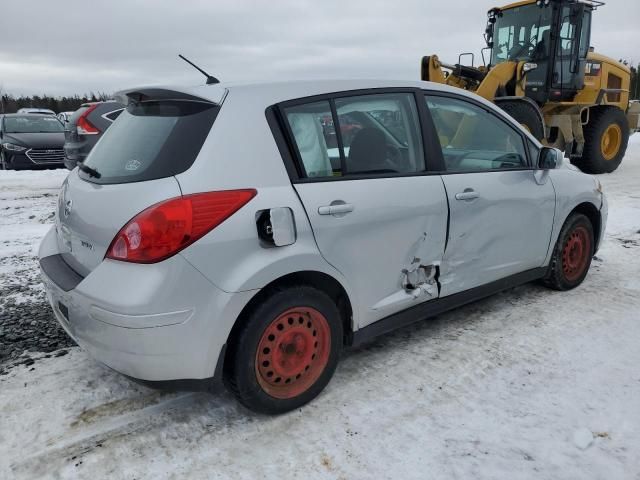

left=26, top=148, right=65, bottom=164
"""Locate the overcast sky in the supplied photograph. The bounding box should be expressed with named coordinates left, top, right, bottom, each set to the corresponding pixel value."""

left=0, top=0, right=637, bottom=97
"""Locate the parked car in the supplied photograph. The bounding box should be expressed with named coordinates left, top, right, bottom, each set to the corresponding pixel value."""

left=63, top=101, right=124, bottom=169
left=57, top=111, right=75, bottom=125
left=39, top=80, right=607, bottom=414
left=17, top=107, right=56, bottom=115
left=0, top=114, right=65, bottom=169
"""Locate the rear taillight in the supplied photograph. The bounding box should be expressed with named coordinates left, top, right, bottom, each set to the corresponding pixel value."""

left=106, top=190, right=257, bottom=264
left=76, top=104, right=100, bottom=135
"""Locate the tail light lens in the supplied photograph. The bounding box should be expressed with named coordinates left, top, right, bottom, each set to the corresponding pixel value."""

left=106, top=190, right=257, bottom=263
left=76, top=104, right=100, bottom=135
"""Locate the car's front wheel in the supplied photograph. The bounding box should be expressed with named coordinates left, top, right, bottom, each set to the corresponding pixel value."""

left=543, top=213, right=595, bottom=291
left=224, top=286, right=343, bottom=414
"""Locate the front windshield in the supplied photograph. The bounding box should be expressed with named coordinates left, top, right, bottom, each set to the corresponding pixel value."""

left=491, top=4, right=553, bottom=65
left=3, top=116, right=64, bottom=133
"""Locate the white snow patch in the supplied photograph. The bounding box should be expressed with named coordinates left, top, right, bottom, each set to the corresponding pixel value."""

left=0, top=169, right=68, bottom=298
left=1, top=143, right=640, bottom=479
left=573, top=428, right=594, bottom=450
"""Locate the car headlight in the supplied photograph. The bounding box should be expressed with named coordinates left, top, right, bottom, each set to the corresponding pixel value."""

left=2, top=142, right=27, bottom=152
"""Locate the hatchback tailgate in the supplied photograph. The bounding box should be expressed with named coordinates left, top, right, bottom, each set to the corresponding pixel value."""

left=56, top=172, right=182, bottom=276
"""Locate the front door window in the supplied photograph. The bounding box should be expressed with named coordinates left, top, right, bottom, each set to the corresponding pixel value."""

left=425, top=95, right=528, bottom=172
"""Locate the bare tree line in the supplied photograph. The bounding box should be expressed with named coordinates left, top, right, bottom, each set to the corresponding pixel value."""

left=0, top=62, right=636, bottom=115
left=0, top=87, right=111, bottom=114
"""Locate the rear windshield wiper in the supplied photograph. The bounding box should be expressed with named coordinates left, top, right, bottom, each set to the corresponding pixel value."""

left=77, top=162, right=101, bottom=179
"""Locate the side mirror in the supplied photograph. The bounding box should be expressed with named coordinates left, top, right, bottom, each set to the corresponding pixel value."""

left=538, top=147, right=563, bottom=170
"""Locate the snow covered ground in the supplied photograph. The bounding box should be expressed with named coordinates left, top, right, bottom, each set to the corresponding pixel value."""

left=1, top=139, right=639, bottom=479
left=0, top=169, right=74, bottom=366
left=0, top=168, right=68, bottom=294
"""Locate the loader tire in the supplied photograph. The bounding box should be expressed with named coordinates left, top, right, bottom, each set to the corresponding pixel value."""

left=421, top=56, right=432, bottom=82
left=499, top=101, right=545, bottom=141
left=576, top=107, right=629, bottom=174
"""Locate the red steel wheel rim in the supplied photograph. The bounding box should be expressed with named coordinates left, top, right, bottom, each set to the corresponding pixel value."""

left=255, top=307, right=331, bottom=399
left=562, top=226, right=591, bottom=282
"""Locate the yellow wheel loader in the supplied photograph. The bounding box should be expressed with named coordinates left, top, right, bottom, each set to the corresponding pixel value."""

left=421, top=0, right=640, bottom=174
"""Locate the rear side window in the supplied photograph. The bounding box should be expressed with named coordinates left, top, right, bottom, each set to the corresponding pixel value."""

left=284, top=101, right=335, bottom=178
left=334, top=93, right=424, bottom=175
left=282, top=92, right=424, bottom=179
left=80, top=100, right=219, bottom=184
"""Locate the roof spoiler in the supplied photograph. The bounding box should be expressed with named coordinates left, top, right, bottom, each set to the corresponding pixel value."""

left=114, top=87, right=218, bottom=107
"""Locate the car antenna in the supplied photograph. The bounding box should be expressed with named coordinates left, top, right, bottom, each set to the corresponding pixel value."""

left=178, top=54, right=220, bottom=85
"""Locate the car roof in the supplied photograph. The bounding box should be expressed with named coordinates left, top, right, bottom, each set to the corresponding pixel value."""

left=117, top=79, right=492, bottom=108
left=115, top=79, right=542, bottom=146
left=2, top=113, right=57, bottom=117
left=79, top=100, right=121, bottom=107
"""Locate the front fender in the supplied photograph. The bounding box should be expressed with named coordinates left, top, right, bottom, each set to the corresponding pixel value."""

left=545, top=169, right=604, bottom=265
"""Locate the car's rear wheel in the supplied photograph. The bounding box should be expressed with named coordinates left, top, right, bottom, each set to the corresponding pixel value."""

left=543, top=213, right=594, bottom=291
left=224, top=286, right=343, bottom=414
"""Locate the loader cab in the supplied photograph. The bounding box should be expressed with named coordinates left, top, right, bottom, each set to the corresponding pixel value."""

left=487, top=0, right=597, bottom=104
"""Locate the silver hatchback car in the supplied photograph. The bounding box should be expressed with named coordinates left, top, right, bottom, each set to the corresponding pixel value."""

left=39, top=80, right=607, bottom=414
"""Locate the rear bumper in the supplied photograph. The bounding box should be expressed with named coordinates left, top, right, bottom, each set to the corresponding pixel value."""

left=38, top=226, right=256, bottom=383
left=63, top=156, right=78, bottom=171
left=63, top=139, right=95, bottom=167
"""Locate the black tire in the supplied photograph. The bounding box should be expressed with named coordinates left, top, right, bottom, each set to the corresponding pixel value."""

left=499, top=100, right=545, bottom=141
left=576, top=107, right=629, bottom=174
left=543, top=213, right=594, bottom=291
left=224, top=286, right=343, bottom=414
left=421, top=56, right=431, bottom=82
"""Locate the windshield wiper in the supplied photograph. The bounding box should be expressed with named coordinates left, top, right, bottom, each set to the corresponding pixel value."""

left=77, top=162, right=101, bottom=179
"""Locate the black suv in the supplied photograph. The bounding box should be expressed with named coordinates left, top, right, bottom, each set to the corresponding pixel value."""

left=0, top=114, right=66, bottom=170
left=64, top=101, right=124, bottom=169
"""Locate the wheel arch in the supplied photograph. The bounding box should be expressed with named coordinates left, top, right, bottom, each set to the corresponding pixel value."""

left=570, top=201, right=602, bottom=251
left=583, top=104, right=629, bottom=125
left=223, top=270, right=355, bottom=375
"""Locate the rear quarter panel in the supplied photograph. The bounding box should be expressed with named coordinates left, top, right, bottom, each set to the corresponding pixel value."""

left=175, top=89, right=360, bottom=325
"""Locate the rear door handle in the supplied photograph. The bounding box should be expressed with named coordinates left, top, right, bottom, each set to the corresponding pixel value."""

left=455, top=190, right=480, bottom=201
left=318, top=203, right=355, bottom=216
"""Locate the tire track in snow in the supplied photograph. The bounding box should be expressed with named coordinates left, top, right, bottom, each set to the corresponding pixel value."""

left=10, top=392, right=204, bottom=477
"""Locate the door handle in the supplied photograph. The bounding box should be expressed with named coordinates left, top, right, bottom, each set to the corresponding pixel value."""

left=455, top=190, right=480, bottom=201
left=318, top=203, right=355, bottom=216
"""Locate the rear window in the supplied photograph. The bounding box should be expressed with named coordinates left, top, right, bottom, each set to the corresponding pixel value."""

left=79, top=100, right=219, bottom=184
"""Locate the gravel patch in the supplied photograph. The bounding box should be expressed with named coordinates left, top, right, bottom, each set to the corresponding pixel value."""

left=0, top=255, right=75, bottom=372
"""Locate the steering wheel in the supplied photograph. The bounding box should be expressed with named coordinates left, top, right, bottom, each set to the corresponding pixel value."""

left=385, top=144, right=404, bottom=172
left=492, top=152, right=523, bottom=168
left=509, top=40, right=535, bottom=60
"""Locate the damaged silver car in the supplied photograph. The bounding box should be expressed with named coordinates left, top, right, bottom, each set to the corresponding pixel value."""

left=39, top=80, right=607, bottom=414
